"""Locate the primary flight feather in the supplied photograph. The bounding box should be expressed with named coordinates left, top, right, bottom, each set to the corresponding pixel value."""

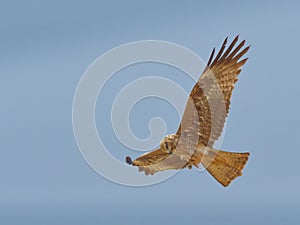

left=126, top=36, right=250, bottom=187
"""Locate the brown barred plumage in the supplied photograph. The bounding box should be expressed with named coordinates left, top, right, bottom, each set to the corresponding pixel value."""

left=126, top=36, right=250, bottom=187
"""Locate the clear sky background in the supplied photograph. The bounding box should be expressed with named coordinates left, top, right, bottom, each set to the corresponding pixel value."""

left=1, top=1, right=300, bottom=224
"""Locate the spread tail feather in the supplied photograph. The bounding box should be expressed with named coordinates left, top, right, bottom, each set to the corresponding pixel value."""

left=201, top=148, right=249, bottom=187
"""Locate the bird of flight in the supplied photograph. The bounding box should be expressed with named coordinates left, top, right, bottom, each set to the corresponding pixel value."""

left=126, top=36, right=250, bottom=187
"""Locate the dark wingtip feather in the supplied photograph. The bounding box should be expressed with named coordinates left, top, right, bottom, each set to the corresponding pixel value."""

left=224, top=36, right=229, bottom=44
left=206, top=36, right=250, bottom=70
left=211, top=37, right=228, bottom=66
left=226, top=39, right=246, bottom=61
left=220, top=35, right=240, bottom=60
left=207, top=47, right=215, bottom=66
left=239, top=57, right=249, bottom=65
left=234, top=34, right=240, bottom=42
left=232, top=35, right=240, bottom=46
left=232, top=45, right=250, bottom=63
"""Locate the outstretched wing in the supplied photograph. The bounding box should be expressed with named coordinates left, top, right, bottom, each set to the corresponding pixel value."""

left=176, top=36, right=250, bottom=148
left=127, top=36, right=250, bottom=175
left=130, top=147, right=190, bottom=175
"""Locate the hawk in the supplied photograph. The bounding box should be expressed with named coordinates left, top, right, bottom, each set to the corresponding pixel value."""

left=126, top=36, right=250, bottom=187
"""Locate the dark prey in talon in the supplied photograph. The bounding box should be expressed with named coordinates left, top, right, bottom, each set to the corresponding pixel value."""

left=125, top=156, right=132, bottom=165
left=125, top=36, right=251, bottom=187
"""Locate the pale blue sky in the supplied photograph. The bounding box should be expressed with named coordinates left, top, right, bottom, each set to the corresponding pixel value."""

left=1, top=1, right=300, bottom=224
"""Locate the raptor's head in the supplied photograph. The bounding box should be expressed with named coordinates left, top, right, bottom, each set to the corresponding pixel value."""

left=125, top=134, right=179, bottom=166
left=160, top=134, right=179, bottom=153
